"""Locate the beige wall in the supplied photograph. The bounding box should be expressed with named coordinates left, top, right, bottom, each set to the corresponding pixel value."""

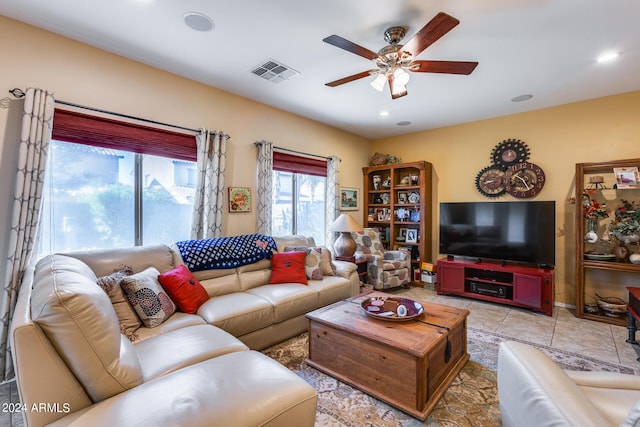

left=0, top=16, right=370, bottom=267
left=371, top=90, right=640, bottom=306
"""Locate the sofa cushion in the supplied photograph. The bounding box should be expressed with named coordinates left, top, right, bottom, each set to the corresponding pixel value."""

left=134, top=312, right=206, bottom=343
left=248, top=284, right=319, bottom=323
left=134, top=324, right=248, bottom=381
left=96, top=266, right=141, bottom=341
left=269, top=251, right=307, bottom=285
left=31, top=255, right=144, bottom=403
left=44, top=351, right=318, bottom=427
left=158, top=265, right=209, bottom=314
left=198, top=292, right=275, bottom=337
left=307, top=275, right=353, bottom=306
left=121, top=267, right=176, bottom=328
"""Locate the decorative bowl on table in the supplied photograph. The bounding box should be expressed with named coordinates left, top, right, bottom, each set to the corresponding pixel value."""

left=360, top=296, right=423, bottom=321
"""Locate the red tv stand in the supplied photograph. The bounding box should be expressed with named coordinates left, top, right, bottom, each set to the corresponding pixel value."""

left=437, top=258, right=554, bottom=316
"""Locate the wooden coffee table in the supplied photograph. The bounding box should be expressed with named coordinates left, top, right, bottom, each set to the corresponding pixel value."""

left=305, top=291, right=469, bottom=420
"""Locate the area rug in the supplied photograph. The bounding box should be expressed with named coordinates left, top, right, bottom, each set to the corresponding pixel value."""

left=262, top=328, right=635, bottom=427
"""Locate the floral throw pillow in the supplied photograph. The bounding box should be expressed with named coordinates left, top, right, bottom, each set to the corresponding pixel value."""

left=284, top=246, right=323, bottom=280
left=121, top=267, right=176, bottom=328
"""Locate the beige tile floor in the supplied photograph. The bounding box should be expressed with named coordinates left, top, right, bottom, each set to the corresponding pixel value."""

left=1, top=288, right=638, bottom=427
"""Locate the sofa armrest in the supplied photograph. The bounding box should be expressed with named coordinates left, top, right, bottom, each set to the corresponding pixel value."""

left=332, top=260, right=357, bottom=279
left=498, top=341, right=611, bottom=427
left=382, top=250, right=408, bottom=261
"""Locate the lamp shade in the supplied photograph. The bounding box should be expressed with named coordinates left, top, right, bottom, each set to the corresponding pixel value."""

left=329, top=213, right=363, bottom=233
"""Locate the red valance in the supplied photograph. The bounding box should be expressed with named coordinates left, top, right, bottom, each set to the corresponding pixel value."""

left=52, top=109, right=197, bottom=161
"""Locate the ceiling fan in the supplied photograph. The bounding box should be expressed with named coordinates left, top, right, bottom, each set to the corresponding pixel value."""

left=323, top=12, right=478, bottom=99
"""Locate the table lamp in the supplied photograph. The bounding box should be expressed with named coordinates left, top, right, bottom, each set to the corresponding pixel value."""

left=329, top=213, right=363, bottom=257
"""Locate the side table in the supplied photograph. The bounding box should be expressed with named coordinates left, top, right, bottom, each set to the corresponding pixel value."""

left=335, top=255, right=368, bottom=285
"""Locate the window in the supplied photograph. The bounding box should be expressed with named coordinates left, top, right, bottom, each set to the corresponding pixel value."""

left=271, top=152, right=326, bottom=244
left=38, top=110, right=197, bottom=256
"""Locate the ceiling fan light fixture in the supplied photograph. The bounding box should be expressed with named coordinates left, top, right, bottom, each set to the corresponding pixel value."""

left=371, top=73, right=386, bottom=91
left=393, top=68, right=410, bottom=86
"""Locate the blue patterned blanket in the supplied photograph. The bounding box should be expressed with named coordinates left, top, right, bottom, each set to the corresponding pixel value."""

left=175, top=234, right=277, bottom=271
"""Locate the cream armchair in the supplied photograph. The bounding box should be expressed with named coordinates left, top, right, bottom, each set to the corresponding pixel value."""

left=498, top=340, right=640, bottom=427
left=351, top=228, right=411, bottom=290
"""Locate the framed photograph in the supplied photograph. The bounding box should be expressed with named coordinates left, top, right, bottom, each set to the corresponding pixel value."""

left=614, top=167, right=640, bottom=189
left=406, top=229, right=418, bottom=243
left=397, top=228, right=409, bottom=241
left=340, top=187, right=359, bottom=210
left=228, top=187, right=251, bottom=212
left=397, top=191, right=408, bottom=204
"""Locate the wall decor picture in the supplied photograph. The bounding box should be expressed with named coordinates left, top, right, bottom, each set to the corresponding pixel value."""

left=340, top=187, right=359, bottom=210
left=229, top=187, right=251, bottom=212
left=614, top=167, right=639, bottom=189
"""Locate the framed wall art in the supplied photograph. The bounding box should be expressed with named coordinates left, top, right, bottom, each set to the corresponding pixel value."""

left=340, top=187, right=359, bottom=210
left=228, top=187, right=251, bottom=212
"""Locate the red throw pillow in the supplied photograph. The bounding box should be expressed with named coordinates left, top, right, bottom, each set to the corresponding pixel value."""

left=158, top=265, right=209, bottom=314
left=269, top=251, right=308, bottom=285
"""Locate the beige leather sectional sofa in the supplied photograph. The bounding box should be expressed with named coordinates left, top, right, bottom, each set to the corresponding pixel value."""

left=11, top=235, right=359, bottom=427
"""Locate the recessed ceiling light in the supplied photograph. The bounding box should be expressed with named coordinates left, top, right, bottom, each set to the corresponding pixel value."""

left=379, top=111, right=389, bottom=117
left=184, top=12, right=214, bottom=32
left=511, top=94, right=533, bottom=103
left=597, top=51, right=620, bottom=63
left=396, top=121, right=411, bottom=126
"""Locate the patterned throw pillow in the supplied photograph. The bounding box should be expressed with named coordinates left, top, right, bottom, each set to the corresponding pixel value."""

left=121, top=267, right=176, bottom=328
left=284, top=246, right=323, bottom=280
left=96, top=266, right=141, bottom=342
left=269, top=251, right=308, bottom=285
left=158, top=264, right=210, bottom=314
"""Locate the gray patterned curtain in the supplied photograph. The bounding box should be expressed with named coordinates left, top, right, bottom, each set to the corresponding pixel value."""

left=325, top=156, right=341, bottom=248
left=191, top=129, right=229, bottom=239
left=255, top=141, right=273, bottom=235
left=1, top=87, right=55, bottom=382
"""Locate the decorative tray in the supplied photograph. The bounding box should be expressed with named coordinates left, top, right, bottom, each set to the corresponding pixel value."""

left=584, top=253, right=616, bottom=261
left=360, top=296, right=424, bottom=321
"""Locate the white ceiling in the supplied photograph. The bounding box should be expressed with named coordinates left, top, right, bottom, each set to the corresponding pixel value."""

left=2, top=0, right=639, bottom=139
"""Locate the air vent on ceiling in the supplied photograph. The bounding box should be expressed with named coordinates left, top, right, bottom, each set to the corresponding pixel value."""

left=251, top=59, right=299, bottom=83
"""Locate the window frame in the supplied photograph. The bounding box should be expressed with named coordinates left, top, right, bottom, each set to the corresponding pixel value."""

left=42, top=109, right=198, bottom=251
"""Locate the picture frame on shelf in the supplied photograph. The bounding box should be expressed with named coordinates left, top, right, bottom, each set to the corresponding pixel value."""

left=406, top=229, right=418, bottom=243
left=228, top=187, right=251, bottom=212
left=397, top=191, right=408, bottom=204
left=397, top=228, right=409, bottom=241
left=613, top=167, right=639, bottom=189
left=340, top=187, right=359, bottom=210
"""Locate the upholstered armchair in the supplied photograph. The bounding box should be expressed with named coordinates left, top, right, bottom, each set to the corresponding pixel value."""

left=351, top=228, right=411, bottom=290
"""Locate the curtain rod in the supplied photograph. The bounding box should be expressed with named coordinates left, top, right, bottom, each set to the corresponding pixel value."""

left=8, top=88, right=201, bottom=135
left=274, top=146, right=328, bottom=160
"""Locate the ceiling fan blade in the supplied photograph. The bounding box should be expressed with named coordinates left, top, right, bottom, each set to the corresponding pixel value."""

left=401, top=12, right=460, bottom=58
left=411, top=60, right=478, bottom=75
left=325, top=70, right=377, bottom=87
left=323, top=35, right=380, bottom=61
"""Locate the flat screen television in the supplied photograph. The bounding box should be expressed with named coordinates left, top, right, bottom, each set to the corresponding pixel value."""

left=439, top=201, right=556, bottom=268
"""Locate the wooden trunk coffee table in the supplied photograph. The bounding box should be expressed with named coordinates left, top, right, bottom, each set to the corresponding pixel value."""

left=305, top=291, right=469, bottom=420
